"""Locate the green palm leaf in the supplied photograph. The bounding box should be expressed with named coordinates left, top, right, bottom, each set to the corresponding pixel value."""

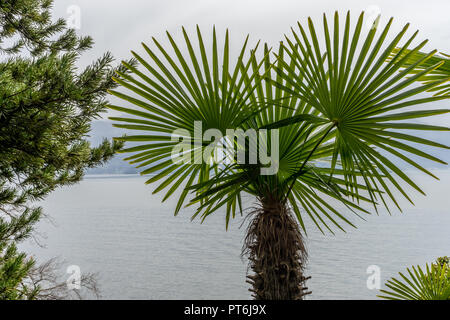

left=187, top=42, right=373, bottom=233
left=273, top=11, right=450, bottom=214
left=108, top=26, right=266, bottom=216
left=379, top=258, right=450, bottom=300
left=389, top=49, right=450, bottom=96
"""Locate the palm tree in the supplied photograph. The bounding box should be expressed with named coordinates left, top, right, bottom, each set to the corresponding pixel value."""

left=378, top=257, right=450, bottom=300
left=108, top=11, right=449, bottom=300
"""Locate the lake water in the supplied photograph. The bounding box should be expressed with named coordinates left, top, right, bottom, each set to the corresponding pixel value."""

left=21, top=170, right=450, bottom=300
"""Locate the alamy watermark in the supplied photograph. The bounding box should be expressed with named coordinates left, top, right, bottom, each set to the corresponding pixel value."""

left=66, top=5, right=81, bottom=30
left=66, top=264, right=81, bottom=290
left=171, top=122, right=280, bottom=175
left=366, top=265, right=381, bottom=290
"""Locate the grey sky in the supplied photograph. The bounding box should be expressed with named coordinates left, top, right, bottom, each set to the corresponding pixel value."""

left=52, top=1, right=450, bottom=56
left=51, top=0, right=450, bottom=127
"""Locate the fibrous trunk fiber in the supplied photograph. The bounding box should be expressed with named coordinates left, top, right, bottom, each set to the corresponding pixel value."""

left=243, top=200, right=311, bottom=300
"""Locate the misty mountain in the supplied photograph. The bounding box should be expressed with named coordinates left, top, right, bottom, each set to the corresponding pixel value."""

left=86, top=120, right=140, bottom=174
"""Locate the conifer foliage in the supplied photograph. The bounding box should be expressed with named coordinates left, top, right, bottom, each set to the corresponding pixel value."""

left=0, top=0, right=131, bottom=299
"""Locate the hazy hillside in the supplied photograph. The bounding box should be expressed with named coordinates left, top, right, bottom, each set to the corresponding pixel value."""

left=86, top=120, right=139, bottom=174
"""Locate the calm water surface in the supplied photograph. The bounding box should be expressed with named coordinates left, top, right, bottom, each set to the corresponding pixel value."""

left=22, top=171, right=450, bottom=299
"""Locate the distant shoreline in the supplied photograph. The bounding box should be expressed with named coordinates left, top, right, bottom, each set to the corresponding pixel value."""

left=84, top=174, right=144, bottom=179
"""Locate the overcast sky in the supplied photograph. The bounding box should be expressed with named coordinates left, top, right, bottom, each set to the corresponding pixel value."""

left=52, top=0, right=450, bottom=57
left=51, top=0, right=450, bottom=128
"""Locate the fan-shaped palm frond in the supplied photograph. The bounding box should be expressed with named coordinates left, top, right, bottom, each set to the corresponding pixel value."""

left=189, top=41, right=373, bottom=233
left=379, top=259, right=450, bottom=300
left=273, top=11, right=450, bottom=214
left=108, top=26, right=268, bottom=217
left=389, top=49, right=450, bottom=96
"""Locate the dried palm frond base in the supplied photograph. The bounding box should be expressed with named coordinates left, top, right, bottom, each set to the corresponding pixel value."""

left=243, top=199, right=311, bottom=300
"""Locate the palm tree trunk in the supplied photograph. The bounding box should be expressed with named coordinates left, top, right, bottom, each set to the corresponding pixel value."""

left=243, top=199, right=311, bottom=300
